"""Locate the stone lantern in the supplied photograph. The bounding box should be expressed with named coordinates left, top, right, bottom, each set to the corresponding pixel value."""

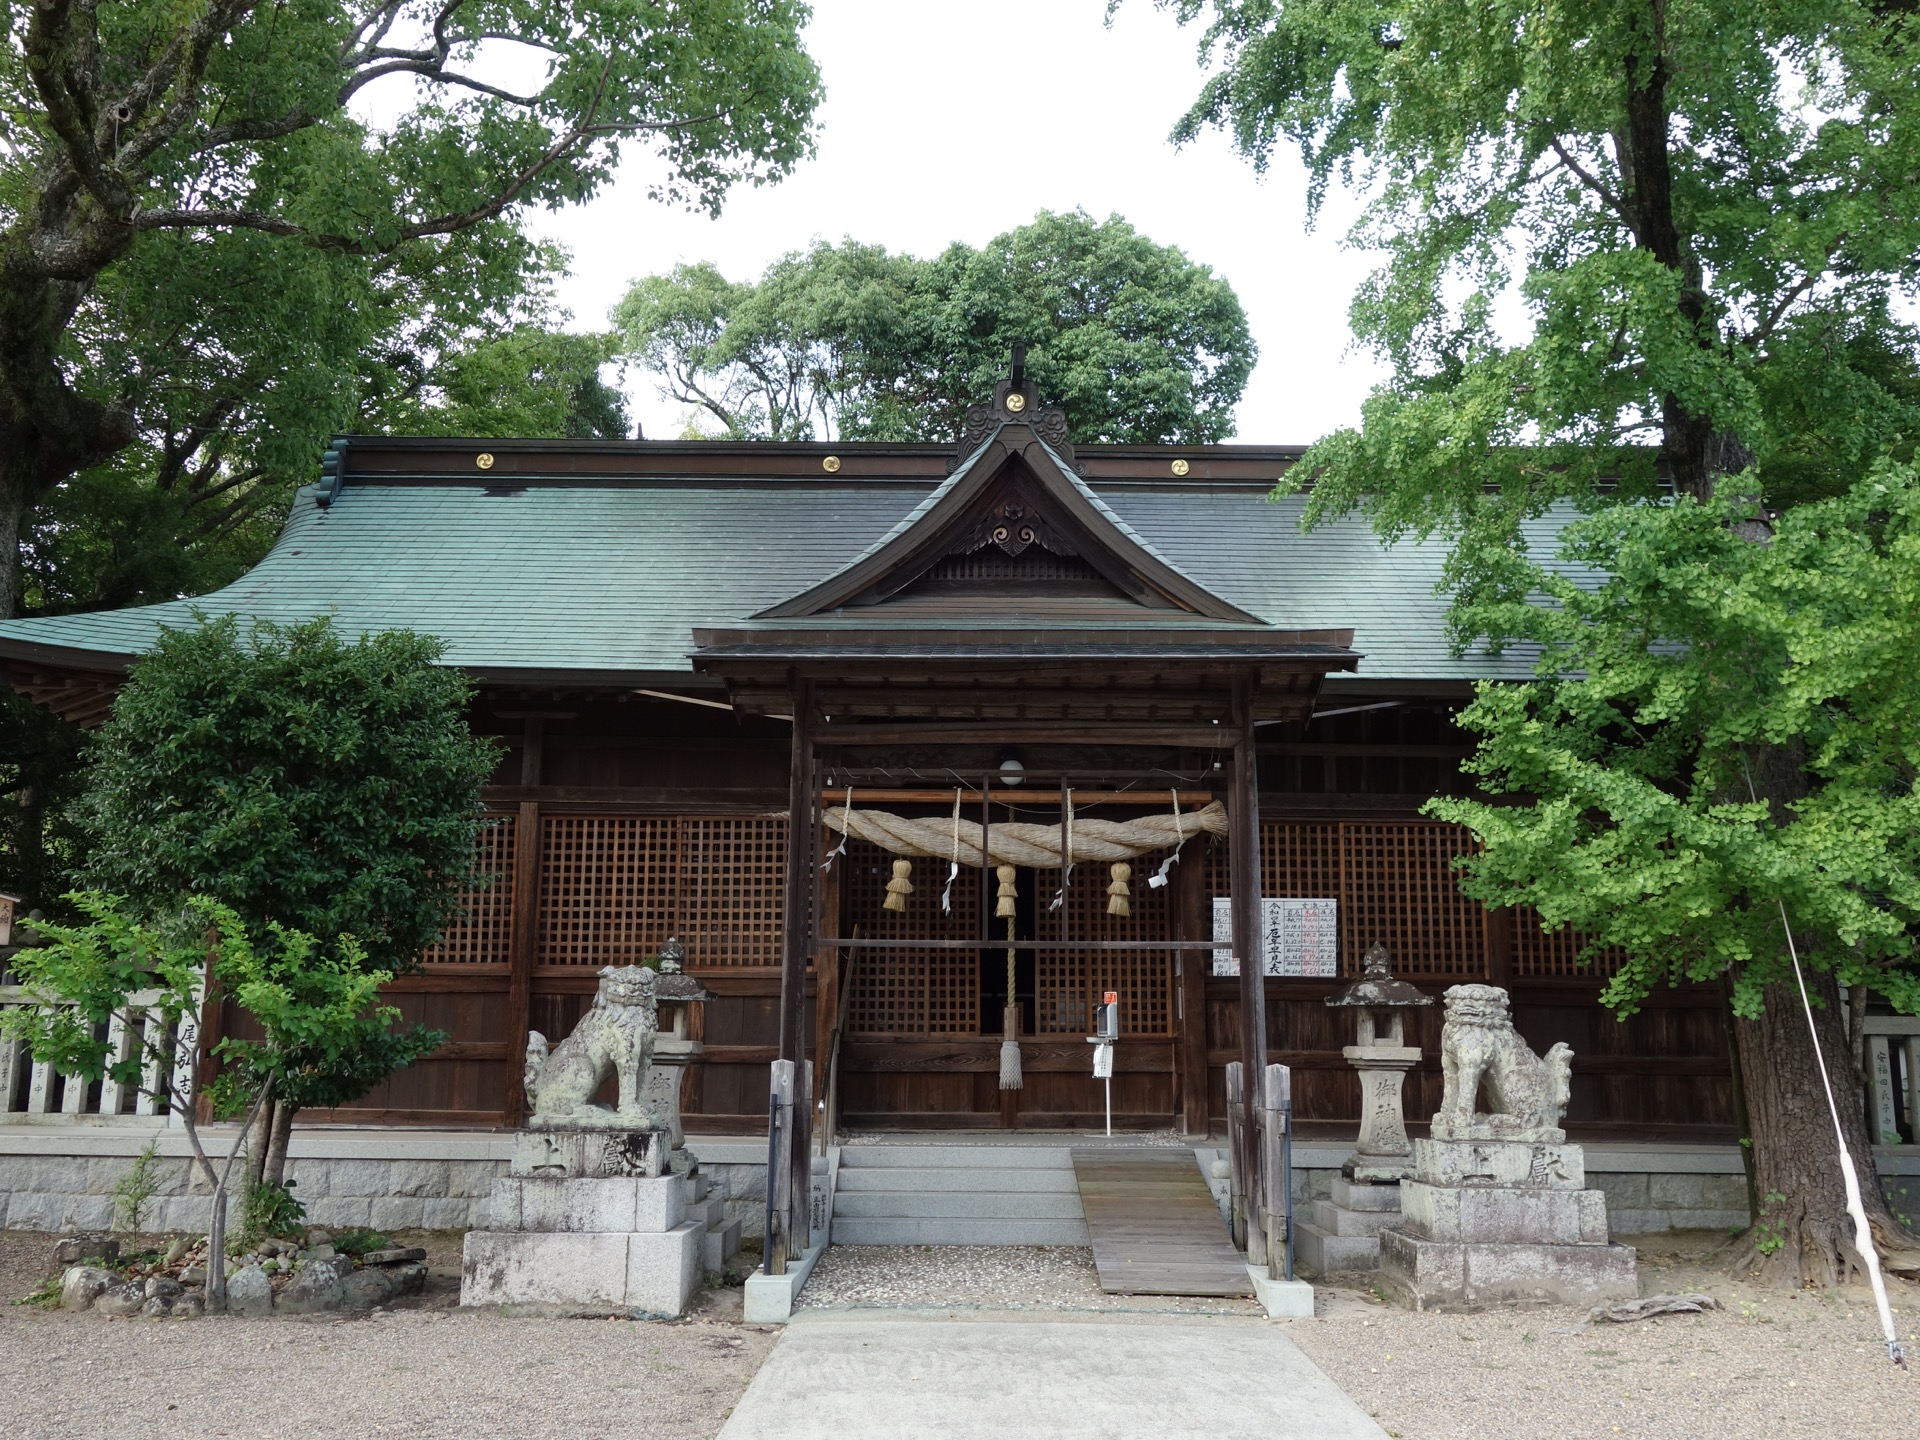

left=644, top=938, right=712, bottom=1154
left=1325, top=942, right=1433, bottom=1182
left=1296, top=942, right=1433, bottom=1276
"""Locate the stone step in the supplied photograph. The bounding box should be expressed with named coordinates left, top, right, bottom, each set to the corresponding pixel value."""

left=702, top=1217, right=742, bottom=1273
left=829, top=1217, right=1091, bottom=1247
left=1309, top=1198, right=1403, bottom=1238
left=1331, top=1176, right=1405, bottom=1212
left=835, top=1166, right=1081, bottom=1194
left=836, top=1146, right=1076, bottom=1170
left=833, top=1190, right=1086, bottom=1221
left=689, top=1192, right=727, bottom=1228
left=1294, top=1220, right=1382, bottom=1277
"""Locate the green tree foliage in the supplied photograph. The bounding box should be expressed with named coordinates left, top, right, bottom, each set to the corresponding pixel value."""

left=84, top=615, right=498, bottom=975
left=1, top=893, right=431, bottom=1306
left=1165, top=0, right=1920, bottom=1279
left=1433, top=473, right=1920, bottom=1020
left=0, top=0, right=822, bottom=618
left=614, top=210, right=1256, bottom=443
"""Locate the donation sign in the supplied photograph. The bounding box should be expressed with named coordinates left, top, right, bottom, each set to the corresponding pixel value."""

left=1211, top=897, right=1339, bottom=977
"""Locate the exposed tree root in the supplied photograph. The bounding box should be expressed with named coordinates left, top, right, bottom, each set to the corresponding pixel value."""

left=1728, top=1211, right=1920, bottom=1287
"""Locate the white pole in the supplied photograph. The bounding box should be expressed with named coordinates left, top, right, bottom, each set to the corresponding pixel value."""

left=1104, top=1068, right=1112, bottom=1138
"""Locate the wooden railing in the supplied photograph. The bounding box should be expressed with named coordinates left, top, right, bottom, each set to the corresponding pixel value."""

left=0, top=985, right=192, bottom=1125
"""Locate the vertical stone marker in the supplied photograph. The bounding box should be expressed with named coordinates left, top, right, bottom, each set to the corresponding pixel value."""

left=460, top=965, right=705, bottom=1315
left=1379, top=983, right=1638, bottom=1309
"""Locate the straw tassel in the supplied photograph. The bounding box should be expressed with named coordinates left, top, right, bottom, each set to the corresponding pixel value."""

left=1107, top=861, right=1131, bottom=917
left=883, top=858, right=914, bottom=912
left=995, top=864, right=1018, bottom=919
left=999, top=906, right=1022, bottom=1089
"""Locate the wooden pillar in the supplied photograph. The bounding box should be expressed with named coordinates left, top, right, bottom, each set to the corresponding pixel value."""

left=518, top=716, right=545, bottom=788
left=812, top=838, right=843, bottom=1107
left=1483, top=903, right=1513, bottom=988
left=1229, top=675, right=1268, bottom=1241
left=778, top=680, right=815, bottom=1067
left=502, top=799, right=542, bottom=1126
left=1173, top=840, right=1211, bottom=1136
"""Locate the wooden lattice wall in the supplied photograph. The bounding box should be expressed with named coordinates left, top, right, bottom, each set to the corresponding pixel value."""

left=1201, top=819, right=1614, bottom=980
left=536, top=815, right=785, bottom=967
left=842, top=839, right=980, bottom=1034
left=1032, top=852, right=1175, bottom=1037
left=421, top=814, right=517, bottom=964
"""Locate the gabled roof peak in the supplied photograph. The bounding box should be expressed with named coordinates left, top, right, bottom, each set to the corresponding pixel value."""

left=949, top=372, right=1079, bottom=475
left=752, top=420, right=1264, bottom=625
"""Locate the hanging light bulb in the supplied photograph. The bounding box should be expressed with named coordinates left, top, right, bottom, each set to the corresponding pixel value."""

left=998, top=754, right=1025, bottom=787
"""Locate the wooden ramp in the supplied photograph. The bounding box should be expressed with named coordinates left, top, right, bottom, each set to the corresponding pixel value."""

left=1069, top=1148, right=1254, bottom=1297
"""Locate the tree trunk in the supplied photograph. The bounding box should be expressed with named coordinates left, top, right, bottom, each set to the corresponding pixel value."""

left=1734, top=967, right=1919, bottom=1283
left=242, top=1096, right=273, bottom=1192
left=263, top=1100, right=295, bottom=1188
left=0, top=453, right=25, bottom=620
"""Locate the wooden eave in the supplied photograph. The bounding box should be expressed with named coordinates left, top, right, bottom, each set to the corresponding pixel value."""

left=690, top=622, right=1360, bottom=728
left=0, top=647, right=133, bottom=727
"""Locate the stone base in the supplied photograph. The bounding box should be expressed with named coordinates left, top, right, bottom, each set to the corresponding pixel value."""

left=486, top=1174, right=685, bottom=1233
left=511, top=1128, right=669, bottom=1179
left=742, top=1236, right=827, bottom=1323
left=1378, top=1228, right=1637, bottom=1311
left=1409, top=1138, right=1584, bottom=1189
left=1247, top=1266, right=1315, bottom=1318
left=1400, top=1180, right=1609, bottom=1245
left=461, top=1225, right=702, bottom=1313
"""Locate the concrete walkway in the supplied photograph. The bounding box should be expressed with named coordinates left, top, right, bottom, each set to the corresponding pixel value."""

left=717, top=1311, right=1388, bottom=1440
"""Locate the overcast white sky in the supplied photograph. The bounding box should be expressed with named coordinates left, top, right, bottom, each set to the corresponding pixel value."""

left=525, top=0, right=1390, bottom=444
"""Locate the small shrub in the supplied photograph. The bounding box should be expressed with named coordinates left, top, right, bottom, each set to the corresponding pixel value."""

left=111, top=1137, right=162, bottom=1233
left=236, top=1176, right=307, bottom=1246
left=12, top=1277, right=61, bottom=1309
left=333, top=1229, right=390, bottom=1257
left=1752, top=1188, right=1789, bottom=1257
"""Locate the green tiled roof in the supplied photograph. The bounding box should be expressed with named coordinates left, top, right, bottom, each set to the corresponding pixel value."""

left=0, top=476, right=1557, bottom=683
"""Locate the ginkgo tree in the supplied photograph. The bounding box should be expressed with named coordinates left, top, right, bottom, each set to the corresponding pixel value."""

left=1162, top=0, right=1920, bottom=1281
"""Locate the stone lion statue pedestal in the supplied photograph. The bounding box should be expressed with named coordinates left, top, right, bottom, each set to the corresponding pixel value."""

left=460, top=967, right=706, bottom=1316
left=1378, top=984, right=1638, bottom=1310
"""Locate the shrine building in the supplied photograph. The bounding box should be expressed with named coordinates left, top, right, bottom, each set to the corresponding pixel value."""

left=0, top=371, right=1739, bottom=1149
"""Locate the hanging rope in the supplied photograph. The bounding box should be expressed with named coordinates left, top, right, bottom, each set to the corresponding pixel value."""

left=825, top=799, right=1225, bottom=869
left=821, top=786, right=853, bottom=871
left=940, top=790, right=962, bottom=915
left=1147, top=790, right=1188, bottom=890
left=1050, top=788, right=1076, bottom=913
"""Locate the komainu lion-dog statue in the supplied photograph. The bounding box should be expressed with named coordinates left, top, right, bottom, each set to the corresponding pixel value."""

left=1433, top=983, right=1574, bottom=1143
left=524, top=965, right=659, bottom=1125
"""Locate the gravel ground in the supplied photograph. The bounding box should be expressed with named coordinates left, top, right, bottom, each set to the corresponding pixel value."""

left=1294, top=1233, right=1920, bottom=1440
left=796, top=1243, right=1262, bottom=1315
left=11, top=1225, right=1919, bottom=1439
left=0, top=1229, right=774, bottom=1440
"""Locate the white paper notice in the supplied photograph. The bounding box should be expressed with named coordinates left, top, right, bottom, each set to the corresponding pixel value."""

left=1211, top=897, right=1340, bottom=977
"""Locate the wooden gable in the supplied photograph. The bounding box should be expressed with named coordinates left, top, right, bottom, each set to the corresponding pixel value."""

left=754, top=377, right=1264, bottom=627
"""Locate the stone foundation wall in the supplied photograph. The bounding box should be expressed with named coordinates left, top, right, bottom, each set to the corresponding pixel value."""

left=4, top=1130, right=1912, bottom=1241
left=1206, top=1144, right=1919, bottom=1236
left=0, top=1132, right=770, bottom=1238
